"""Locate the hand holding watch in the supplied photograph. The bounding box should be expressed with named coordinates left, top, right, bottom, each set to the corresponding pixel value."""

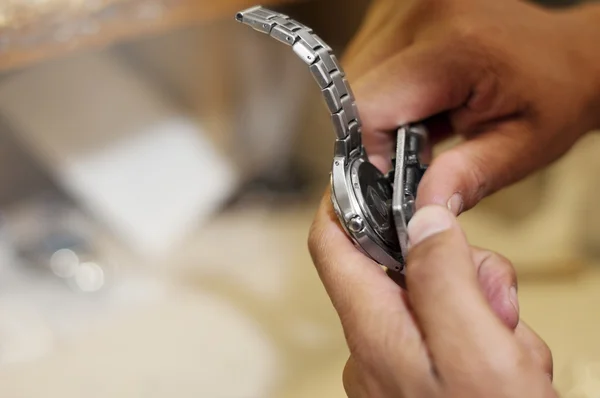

left=235, top=6, right=429, bottom=274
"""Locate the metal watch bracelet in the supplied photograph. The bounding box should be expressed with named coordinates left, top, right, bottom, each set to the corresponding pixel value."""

left=235, top=6, right=363, bottom=159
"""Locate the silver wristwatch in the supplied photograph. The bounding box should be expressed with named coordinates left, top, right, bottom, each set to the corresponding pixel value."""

left=235, top=5, right=428, bottom=273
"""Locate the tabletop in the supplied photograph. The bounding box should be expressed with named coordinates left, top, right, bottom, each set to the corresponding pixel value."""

left=0, top=0, right=294, bottom=73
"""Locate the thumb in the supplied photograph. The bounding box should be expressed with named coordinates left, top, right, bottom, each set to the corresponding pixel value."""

left=405, top=205, right=516, bottom=371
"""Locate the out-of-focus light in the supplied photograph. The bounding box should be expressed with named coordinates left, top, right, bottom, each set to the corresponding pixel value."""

left=49, top=248, right=79, bottom=278
left=74, top=262, right=104, bottom=292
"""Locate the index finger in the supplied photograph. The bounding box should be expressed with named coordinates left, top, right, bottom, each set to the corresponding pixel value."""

left=308, top=189, right=430, bottom=376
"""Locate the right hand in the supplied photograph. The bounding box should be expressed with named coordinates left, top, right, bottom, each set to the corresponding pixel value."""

left=309, top=202, right=555, bottom=398
left=343, top=0, right=600, bottom=214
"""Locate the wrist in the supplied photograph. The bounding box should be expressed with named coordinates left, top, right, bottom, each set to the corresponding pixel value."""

left=561, top=4, right=600, bottom=132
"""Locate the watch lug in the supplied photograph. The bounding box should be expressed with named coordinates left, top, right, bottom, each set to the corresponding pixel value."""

left=333, top=130, right=363, bottom=160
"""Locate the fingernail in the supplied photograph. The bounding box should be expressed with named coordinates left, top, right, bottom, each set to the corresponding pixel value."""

left=408, top=205, right=454, bottom=246
left=509, top=286, right=519, bottom=315
left=447, top=193, right=463, bottom=215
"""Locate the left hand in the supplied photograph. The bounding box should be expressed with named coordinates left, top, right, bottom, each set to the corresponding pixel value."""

left=341, top=0, right=600, bottom=215
left=308, top=192, right=554, bottom=397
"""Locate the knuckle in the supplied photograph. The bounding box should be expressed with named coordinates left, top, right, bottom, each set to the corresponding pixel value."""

left=471, top=247, right=495, bottom=265
left=468, top=160, right=496, bottom=203
left=486, top=250, right=510, bottom=265
left=342, top=357, right=359, bottom=397
left=515, top=322, right=554, bottom=379
left=342, top=356, right=380, bottom=398
left=453, top=20, right=482, bottom=44
left=479, top=250, right=516, bottom=284
left=434, top=149, right=489, bottom=206
left=538, top=341, right=554, bottom=377
left=448, top=15, right=489, bottom=48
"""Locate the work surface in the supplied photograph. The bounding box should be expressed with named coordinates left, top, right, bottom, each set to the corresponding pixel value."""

left=0, top=0, right=294, bottom=72
left=0, top=199, right=597, bottom=397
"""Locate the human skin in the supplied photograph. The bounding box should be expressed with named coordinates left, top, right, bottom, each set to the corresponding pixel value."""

left=309, top=202, right=555, bottom=397
left=343, top=0, right=600, bottom=215
left=307, top=0, right=600, bottom=396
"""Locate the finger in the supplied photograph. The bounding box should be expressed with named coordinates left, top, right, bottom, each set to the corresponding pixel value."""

left=514, top=321, right=554, bottom=380
left=352, top=44, right=479, bottom=162
left=390, top=246, right=520, bottom=329
left=308, top=189, right=430, bottom=377
left=416, top=120, right=567, bottom=214
left=405, top=205, right=518, bottom=374
left=343, top=357, right=369, bottom=398
left=472, top=248, right=520, bottom=330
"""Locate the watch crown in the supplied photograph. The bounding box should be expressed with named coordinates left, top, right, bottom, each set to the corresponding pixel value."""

left=347, top=215, right=365, bottom=233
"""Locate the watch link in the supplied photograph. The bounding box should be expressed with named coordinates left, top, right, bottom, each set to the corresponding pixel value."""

left=235, top=6, right=429, bottom=273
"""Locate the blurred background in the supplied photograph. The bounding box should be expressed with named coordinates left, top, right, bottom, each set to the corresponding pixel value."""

left=0, top=0, right=600, bottom=397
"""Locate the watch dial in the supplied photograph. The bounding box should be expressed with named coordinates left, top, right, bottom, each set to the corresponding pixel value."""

left=356, top=161, right=400, bottom=251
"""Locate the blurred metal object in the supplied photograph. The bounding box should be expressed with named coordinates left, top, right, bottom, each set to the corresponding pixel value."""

left=236, top=6, right=429, bottom=273
left=2, top=193, right=109, bottom=293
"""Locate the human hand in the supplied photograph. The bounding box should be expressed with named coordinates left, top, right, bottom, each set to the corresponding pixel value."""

left=308, top=195, right=555, bottom=398
left=343, top=0, right=600, bottom=214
